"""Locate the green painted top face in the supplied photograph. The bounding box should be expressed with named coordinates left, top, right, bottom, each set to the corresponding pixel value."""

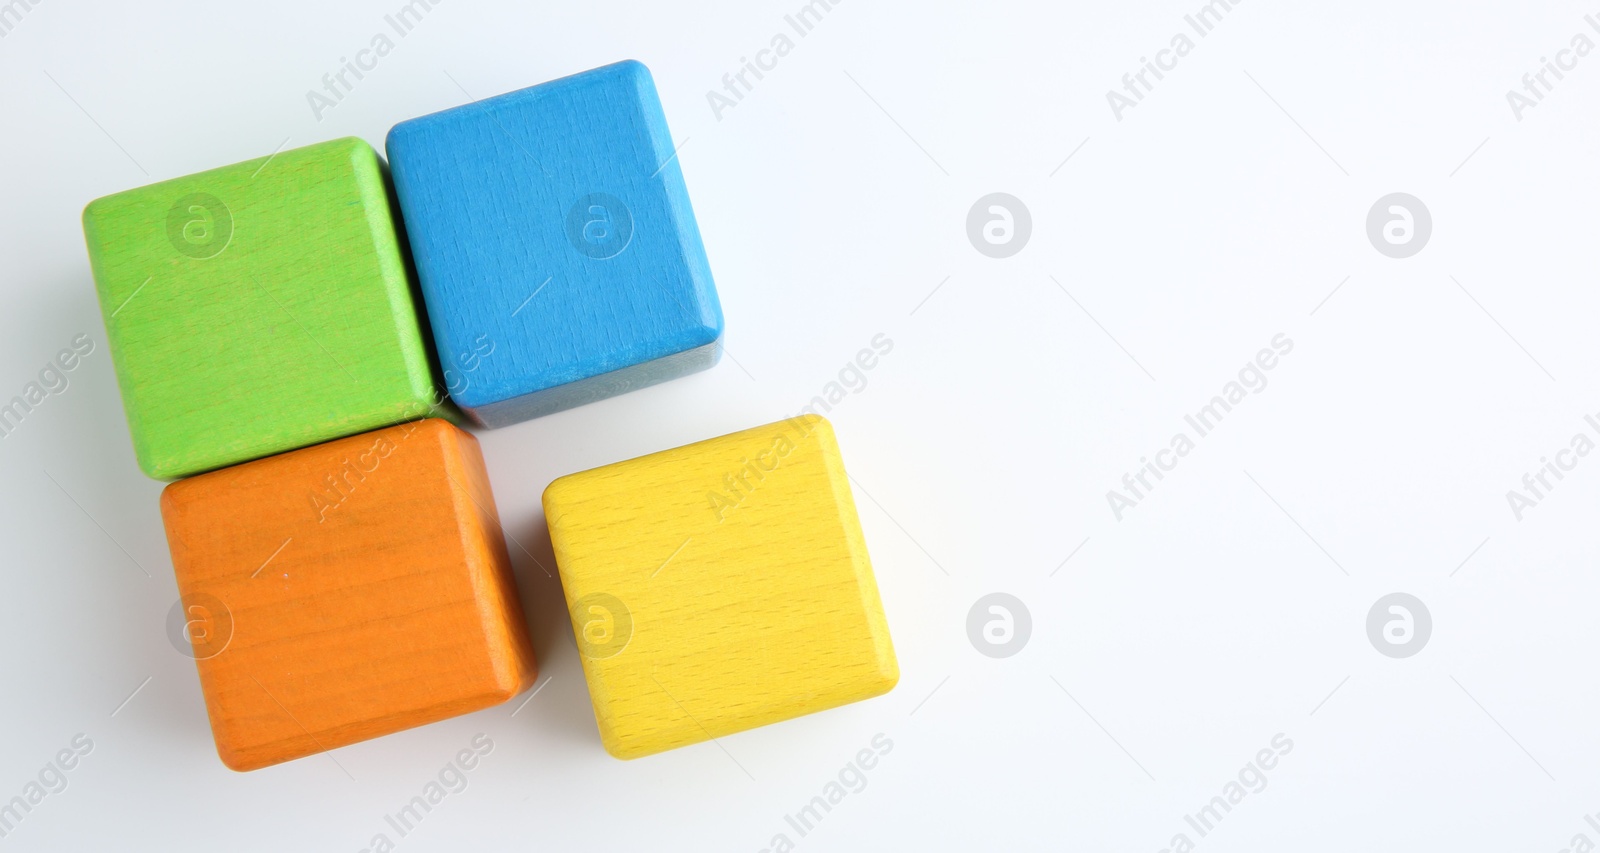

left=83, top=137, right=440, bottom=480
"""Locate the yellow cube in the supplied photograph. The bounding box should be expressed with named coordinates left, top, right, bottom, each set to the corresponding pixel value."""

left=543, top=415, right=898, bottom=759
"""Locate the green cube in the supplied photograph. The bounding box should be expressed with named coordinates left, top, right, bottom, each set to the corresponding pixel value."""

left=82, top=137, right=440, bottom=480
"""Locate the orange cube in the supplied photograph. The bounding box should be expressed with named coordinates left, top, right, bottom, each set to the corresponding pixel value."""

left=160, top=418, right=536, bottom=771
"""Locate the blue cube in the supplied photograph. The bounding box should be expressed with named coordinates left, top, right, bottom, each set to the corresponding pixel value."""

left=386, top=60, right=724, bottom=427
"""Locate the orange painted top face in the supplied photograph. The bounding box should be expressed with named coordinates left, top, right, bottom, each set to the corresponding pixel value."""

left=160, top=418, right=535, bottom=771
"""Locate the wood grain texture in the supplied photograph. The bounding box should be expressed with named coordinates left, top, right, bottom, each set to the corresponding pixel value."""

left=543, top=415, right=897, bottom=760
left=160, top=418, right=535, bottom=772
left=82, top=137, right=441, bottom=480
left=386, top=60, right=723, bottom=428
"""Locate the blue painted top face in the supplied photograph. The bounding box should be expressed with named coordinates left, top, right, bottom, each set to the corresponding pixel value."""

left=386, top=60, right=722, bottom=411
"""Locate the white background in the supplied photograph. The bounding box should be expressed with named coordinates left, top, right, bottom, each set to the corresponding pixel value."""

left=2, top=0, right=1599, bottom=850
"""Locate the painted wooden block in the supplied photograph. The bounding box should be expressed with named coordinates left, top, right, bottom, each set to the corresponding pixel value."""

left=386, top=60, right=723, bottom=428
left=543, top=415, right=897, bottom=759
left=82, top=137, right=441, bottom=480
left=160, top=418, right=536, bottom=771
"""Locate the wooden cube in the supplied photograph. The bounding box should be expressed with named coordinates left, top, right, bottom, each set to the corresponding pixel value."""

left=161, top=418, right=535, bottom=771
left=83, top=137, right=440, bottom=480
left=543, top=416, right=897, bottom=759
left=386, top=60, right=723, bottom=428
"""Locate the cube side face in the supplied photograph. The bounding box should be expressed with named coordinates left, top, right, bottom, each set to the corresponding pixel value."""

left=544, top=416, right=897, bottom=759
left=84, top=137, right=439, bottom=480
left=470, top=338, right=721, bottom=428
left=160, top=419, right=532, bottom=771
left=387, top=60, right=723, bottom=425
left=436, top=425, right=539, bottom=693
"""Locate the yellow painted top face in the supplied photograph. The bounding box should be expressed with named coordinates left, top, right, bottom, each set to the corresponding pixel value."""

left=543, top=415, right=898, bottom=759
